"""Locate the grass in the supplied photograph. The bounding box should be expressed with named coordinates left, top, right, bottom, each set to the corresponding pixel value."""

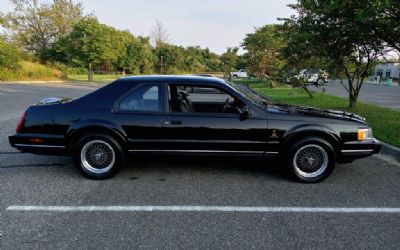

left=0, top=61, right=64, bottom=81
left=232, top=78, right=400, bottom=148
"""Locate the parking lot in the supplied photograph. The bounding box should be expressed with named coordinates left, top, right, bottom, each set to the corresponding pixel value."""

left=310, top=81, right=400, bottom=111
left=1, top=82, right=400, bottom=249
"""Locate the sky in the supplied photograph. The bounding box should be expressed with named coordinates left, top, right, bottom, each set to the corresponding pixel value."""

left=0, top=0, right=295, bottom=54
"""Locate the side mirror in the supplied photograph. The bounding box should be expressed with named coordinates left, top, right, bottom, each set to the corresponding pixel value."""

left=239, top=106, right=252, bottom=120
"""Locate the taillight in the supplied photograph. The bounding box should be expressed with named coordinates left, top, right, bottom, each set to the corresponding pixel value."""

left=16, top=111, right=27, bottom=133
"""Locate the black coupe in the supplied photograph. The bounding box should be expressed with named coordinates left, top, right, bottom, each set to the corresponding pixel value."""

left=9, top=76, right=381, bottom=182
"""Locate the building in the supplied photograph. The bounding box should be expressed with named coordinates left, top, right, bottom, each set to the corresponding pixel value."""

left=374, top=62, right=400, bottom=80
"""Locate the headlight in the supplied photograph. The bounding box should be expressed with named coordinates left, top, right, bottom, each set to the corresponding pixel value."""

left=358, top=128, right=373, bottom=141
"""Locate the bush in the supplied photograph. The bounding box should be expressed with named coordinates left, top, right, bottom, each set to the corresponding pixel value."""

left=50, top=62, right=87, bottom=75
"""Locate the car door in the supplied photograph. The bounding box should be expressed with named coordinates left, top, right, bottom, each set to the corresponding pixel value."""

left=161, top=83, right=268, bottom=156
left=113, top=83, right=164, bottom=152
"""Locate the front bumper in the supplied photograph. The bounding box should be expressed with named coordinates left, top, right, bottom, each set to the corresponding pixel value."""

left=9, top=133, right=68, bottom=155
left=338, top=138, right=381, bottom=162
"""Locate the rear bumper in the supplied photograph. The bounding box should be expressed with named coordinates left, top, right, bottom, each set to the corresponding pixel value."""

left=338, top=138, right=381, bottom=163
left=9, top=133, right=68, bottom=155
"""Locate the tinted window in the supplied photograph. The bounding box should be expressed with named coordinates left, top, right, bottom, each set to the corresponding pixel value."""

left=119, top=84, right=161, bottom=112
left=168, top=84, right=243, bottom=114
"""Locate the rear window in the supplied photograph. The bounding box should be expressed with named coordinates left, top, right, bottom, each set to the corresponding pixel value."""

left=118, top=84, right=161, bottom=112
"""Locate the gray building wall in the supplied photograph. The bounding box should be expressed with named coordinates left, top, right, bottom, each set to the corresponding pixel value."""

left=375, top=63, right=400, bottom=79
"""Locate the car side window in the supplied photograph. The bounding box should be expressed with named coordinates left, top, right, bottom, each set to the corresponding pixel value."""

left=119, top=84, right=161, bottom=112
left=168, top=84, right=243, bottom=114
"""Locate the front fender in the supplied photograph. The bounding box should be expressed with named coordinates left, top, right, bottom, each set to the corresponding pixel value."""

left=281, top=123, right=341, bottom=149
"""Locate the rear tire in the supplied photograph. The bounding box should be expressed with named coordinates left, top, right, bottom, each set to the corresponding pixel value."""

left=317, top=78, right=325, bottom=86
left=287, top=137, right=336, bottom=183
left=73, top=134, right=126, bottom=179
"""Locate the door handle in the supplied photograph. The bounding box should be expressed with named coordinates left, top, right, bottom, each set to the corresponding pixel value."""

left=164, top=120, right=182, bottom=125
left=170, top=120, right=182, bottom=125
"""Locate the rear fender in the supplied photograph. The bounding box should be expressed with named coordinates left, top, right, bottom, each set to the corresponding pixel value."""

left=66, top=119, right=127, bottom=150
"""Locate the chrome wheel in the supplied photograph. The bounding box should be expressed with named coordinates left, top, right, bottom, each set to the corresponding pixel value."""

left=80, top=140, right=115, bottom=174
left=317, top=78, right=324, bottom=85
left=293, top=144, right=328, bottom=178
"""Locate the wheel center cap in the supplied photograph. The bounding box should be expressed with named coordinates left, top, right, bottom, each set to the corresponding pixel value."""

left=94, top=153, right=103, bottom=161
left=307, top=157, right=315, bottom=165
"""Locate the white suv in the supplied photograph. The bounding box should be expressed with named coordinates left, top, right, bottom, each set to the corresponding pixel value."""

left=299, top=69, right=328, bottom=85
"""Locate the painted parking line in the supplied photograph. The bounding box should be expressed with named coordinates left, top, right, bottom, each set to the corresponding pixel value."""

left=6, top=206, right=400, bottom=213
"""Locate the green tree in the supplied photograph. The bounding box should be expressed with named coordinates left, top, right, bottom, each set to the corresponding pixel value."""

left=1, top=0, right=84, bottom=63
left=62, top=18, right=121, bottom=81
left=137, top=36, right=156, bottom=74
left=153, top=44, right=184, bottom=74
left=242, top=25, right=285, bottom=82
left=281, top=0, right=389, bottom=108
left=0, top=36, right=20, bottom=70
left=363, top=0, right=400, bottom=53
left=221, top=47, right=238, bottom=81
left=181, top=46, right=222, bottom=73
left=114, top=34, right=155, bottom=75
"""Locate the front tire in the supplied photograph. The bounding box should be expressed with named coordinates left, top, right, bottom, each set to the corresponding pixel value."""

left=74, top=134, right=126, bottom=179
left=287, top=137, right=336, bottom=183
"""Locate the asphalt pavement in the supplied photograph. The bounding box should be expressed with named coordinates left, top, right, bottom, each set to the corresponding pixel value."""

left=1, top=82, right=400, bottom=250
left=309, top=81, right=400, bottom=111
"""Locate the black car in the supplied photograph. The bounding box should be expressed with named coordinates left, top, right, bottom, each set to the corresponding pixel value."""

left=9, top=75, right=381, bottom=182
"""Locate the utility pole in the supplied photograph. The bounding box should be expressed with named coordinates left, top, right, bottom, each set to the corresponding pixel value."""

left=160, top=56, right=164, bottom=74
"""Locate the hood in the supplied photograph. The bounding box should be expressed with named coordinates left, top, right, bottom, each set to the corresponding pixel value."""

left=267, top=104, right=366, bottom=124
left=37, top=97, right=72, bottom=105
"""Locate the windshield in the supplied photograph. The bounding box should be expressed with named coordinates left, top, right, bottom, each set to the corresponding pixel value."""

left=226, top=81, right=270, bottom=108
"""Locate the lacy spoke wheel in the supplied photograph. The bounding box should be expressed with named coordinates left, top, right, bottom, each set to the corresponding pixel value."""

left=80, top=140, right=115, bottom=174
left=293, top=144, right=328, bottom=178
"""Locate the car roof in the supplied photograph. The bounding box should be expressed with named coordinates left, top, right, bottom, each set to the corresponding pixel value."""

left=117, top=75, right=227, bottom=86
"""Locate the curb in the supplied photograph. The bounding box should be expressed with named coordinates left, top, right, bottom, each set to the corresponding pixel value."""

left=243, top=84, right=272, bottom=102
left=380, top=142, right=400, bottom=162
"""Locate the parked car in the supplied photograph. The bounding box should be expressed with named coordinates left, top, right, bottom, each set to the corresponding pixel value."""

left=231, top=69, right=248, bottom=78
left=9, top=75, right=381, bottom=182
left=299, top=69, right=328, bottom=85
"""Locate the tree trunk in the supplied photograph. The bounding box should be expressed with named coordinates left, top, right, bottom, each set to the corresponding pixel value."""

left=270, top=80, right=275, bottom=88
left=88, top=62, right=93, bottom=81
left=122, top=69, right=126, bottom=76
left=302, top=85, right=313, bottom=98
left=348, top=81, right=359, bottom=109
left=348, top=92, right=358, bottom=109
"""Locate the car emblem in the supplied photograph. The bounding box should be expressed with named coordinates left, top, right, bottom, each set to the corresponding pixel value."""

left=270, top=130, right=279, bottom=139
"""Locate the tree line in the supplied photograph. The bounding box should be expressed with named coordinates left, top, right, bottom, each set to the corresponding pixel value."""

left=1, top=0, right=399, bottom=107
left=0, top=0, right=223, bottom=80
